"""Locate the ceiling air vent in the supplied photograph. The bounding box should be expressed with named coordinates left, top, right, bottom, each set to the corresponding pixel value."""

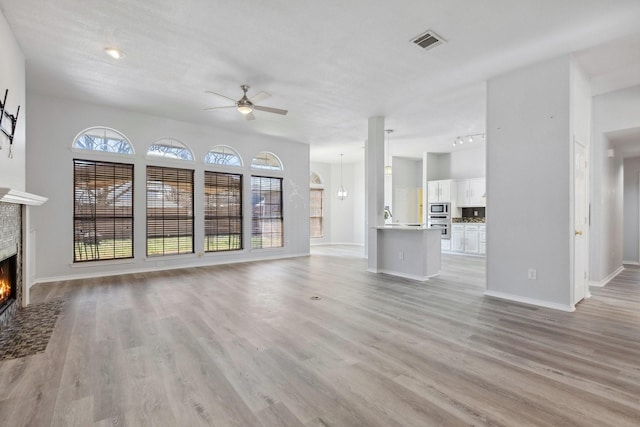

left=411, top=30, right=445, bottom=50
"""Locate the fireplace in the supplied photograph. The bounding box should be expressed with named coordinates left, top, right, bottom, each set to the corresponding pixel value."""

left=0, top=253, right=17, bottom=316
left=0, top=191, right=47, bottom=328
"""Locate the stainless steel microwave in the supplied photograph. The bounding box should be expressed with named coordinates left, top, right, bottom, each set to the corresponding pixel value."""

left=428, top=203, right=450, bottom=215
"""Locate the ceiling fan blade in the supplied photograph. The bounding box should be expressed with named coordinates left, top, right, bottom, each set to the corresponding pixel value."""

left=254, top=105, right=288, bottom=115
left=245, top=112, right=256, bottom=121
left=205, top=91, right=237, bottom=103
left=250, top=91, right=271, bottom=104
left=204, top=105, right=236, bottom=110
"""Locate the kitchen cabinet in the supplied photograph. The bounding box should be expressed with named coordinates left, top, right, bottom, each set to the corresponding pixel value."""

left=427, top=179, right=454, bottom=203
left=456, top=178, right=485, bottom=207
left=451, top=225, right=464, bottom=252
left=464, top=225, right=479, bottom=254
left=449, top=223, right=484, bottom=255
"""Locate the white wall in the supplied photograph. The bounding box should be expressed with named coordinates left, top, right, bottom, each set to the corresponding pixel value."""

left=330, top=158, right=365, bottom=245
left=426, top=153, right=450, bottom=181
left=450, top=146, right=486, bottom=179
left=0, top=10, right=26, bottom=190
left=392, top=157, right=421, bottom=224
left=591, top=85, right=640, bottom=282
left=26, top=93, right=310, bottom=282
left=486, top=55, right=574, bottom=310
left=623, top=156, right=640, bottom=264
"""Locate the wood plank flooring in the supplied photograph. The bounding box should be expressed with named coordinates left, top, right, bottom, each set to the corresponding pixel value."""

left=1, top=247, right=640, bottom=426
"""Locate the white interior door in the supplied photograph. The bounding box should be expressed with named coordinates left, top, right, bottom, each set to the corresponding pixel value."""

left=574, top=141, right=588, bottom=304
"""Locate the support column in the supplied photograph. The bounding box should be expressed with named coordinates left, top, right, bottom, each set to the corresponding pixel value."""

left=366, top=116, right=385, bottom=272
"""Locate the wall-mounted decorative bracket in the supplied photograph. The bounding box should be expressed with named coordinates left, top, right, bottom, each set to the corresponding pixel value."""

left=0, top=89, right=21, bottom=158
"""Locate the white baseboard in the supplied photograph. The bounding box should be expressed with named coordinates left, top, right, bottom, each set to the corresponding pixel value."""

left=368, top=268, right=438, bottom=282
left=589, top=265, right=624, bottom=287
left=34, top=252, right=310, bottom=285
left=484, top=290, right=575, bottom=312
left=319, top=242, right=365, bottom=246
left=623, top=260, right=640, bottom=266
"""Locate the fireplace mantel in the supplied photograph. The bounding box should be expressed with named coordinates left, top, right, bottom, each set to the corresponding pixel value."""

left=0, top=187, right=47, bottom=205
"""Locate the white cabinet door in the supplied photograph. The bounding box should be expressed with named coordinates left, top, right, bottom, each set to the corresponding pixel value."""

left=456, top=178, right=485, bottom=207
left=479, top=225, right=486, bottom=255
left=451, top=226, right=464, bottom=252
left=428, top=180, right=455, bottom=203
left=439, top=180, right=451, bottom=202
left=464, top=225, right=479, bottom=254
left=457, top=180, right=469, bottom=206
left=469, top=178, right=485, bottom=206
left=427, top=181, right=439, bottom=203
left=441, top=239, right=451, bottom=252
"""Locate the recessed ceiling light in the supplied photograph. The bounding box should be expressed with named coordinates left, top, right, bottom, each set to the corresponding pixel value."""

left=104, top=47, right=124, bottom=59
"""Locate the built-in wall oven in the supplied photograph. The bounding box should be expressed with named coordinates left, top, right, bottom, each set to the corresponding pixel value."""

left=427, top=203, right=451, bottom=240
left=427, top=216, right=451, bottom=239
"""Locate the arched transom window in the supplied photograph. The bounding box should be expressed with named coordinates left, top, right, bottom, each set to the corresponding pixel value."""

left=310, top=171, right=323, bottom=186
left=251, top=151, right=283, bottom=171
left=72, top=127, right=134, bottom=155
left=147, top=138, right=194, bottom=161
left=205, top=145, right=243, bottom=167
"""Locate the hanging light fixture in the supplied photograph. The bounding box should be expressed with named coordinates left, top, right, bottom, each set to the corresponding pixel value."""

left=337, top=153, right=348, bottom=200
left=384, top=129, right=394, bottom=175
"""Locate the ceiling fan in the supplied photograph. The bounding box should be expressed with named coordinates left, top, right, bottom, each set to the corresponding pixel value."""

left=205, top=85, right=288, bottom=120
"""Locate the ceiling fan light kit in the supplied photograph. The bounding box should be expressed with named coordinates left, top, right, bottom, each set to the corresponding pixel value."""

left=206, top=84, right=287, bottom=120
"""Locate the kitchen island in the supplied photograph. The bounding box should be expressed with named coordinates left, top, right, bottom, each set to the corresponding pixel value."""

left=369, top=225, right=441, bottom=281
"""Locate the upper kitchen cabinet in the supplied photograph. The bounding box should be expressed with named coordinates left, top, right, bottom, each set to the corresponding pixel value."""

left=427, top=179, right=455, bottom=203
left=457, top=178, right=485, bottom=207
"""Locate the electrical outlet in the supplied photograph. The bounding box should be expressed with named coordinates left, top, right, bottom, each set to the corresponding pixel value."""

left=398, top=251, right=404, bottom=260
left=528, top=269, right=537, bottom=280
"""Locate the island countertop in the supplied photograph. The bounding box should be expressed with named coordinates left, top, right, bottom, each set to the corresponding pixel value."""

left=369, top=226, right=441, bottom=281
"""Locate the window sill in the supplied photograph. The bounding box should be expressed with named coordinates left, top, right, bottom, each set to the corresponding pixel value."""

left=70, top=258, right=136, bottom=268
left=144, top=253, right=196, bottom=262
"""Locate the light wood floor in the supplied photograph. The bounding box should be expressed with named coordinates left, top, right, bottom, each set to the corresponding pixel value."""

left=1, top=247, right=640, bottom=426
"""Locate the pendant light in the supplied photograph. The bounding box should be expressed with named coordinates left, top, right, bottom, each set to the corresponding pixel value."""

left=337, top=154, right=348, bottom=200
left=384, top=129, right=393, bottom=175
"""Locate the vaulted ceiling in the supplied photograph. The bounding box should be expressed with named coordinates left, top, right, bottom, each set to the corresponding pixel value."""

left=1, top=0, right=640, bottom=162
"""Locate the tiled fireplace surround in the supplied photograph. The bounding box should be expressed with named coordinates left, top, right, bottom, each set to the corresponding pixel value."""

left=0, top=201, right=22, bottom=328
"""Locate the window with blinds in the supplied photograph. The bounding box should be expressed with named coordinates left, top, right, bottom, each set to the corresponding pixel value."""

left=310, top=188, right=323, bottom=238
left=204, top=171, right=242, bottom=252
left=146, top=166, right=194, bottom=256
left=251, top=176, right=283, bottom=249
left=73, top=159, right=134, bottom=262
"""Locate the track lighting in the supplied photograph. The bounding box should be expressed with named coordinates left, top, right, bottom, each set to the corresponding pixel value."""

left=453, top=133, right=485, bottom=147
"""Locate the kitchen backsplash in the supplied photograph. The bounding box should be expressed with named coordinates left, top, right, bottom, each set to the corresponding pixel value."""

left=461, top=207, right=486, bottom=218
left=452, top=217, right=485, bottom=223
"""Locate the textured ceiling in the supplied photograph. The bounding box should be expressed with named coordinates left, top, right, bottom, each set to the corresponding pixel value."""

left=1, top=0, right=640, bottom=163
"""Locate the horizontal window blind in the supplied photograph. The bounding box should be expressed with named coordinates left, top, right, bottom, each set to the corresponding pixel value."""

left=147, top=166, right=194, bottom=256
left=204, top=171, right=243, bottom=252
left=251, top=176, right=283, bottom=249
left=73, top=159, right=134, bottom=262
left=310, top=188, right=323, bottom=238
